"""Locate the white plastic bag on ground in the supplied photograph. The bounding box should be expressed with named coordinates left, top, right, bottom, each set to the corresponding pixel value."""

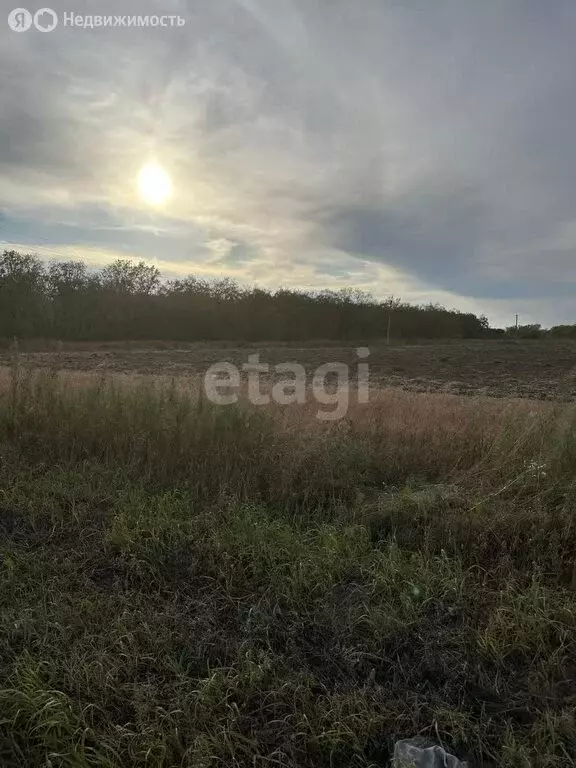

left=392, top=738, right=468, bottom=767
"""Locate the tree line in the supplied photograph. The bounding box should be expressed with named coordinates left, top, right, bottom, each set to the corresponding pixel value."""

left=0, top=249, right=514, bottom=343
left=504, top=324, right=576, bottom=339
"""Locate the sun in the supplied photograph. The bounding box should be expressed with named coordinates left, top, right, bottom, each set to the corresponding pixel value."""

left=137, top=162, right=173, bottom=206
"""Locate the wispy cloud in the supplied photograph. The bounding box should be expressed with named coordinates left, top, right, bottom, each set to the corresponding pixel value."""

left=1, top=0, right=575, bottom=327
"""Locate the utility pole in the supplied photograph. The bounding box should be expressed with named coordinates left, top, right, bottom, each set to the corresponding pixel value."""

left=386, top=310, right=392, bottom=346
left=515, top=314, right=519, bottom=336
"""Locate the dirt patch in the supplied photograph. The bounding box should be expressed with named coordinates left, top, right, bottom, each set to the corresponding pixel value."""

left=1, top=339, right=575, bottom=401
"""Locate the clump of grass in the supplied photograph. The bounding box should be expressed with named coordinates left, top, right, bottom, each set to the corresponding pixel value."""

left=0, top=368, right=575, bottom=766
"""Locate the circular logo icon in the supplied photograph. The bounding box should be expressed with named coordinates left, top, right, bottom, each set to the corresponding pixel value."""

left=33, top=7, right=57, bottom=32
left=8, top=7, right=32, bottom=31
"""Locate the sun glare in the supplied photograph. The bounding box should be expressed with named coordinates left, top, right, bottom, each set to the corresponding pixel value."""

left=137, top=162, right=173, bottom=206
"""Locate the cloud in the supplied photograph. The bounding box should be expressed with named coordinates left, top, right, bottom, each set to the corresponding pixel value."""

left=0, top=0, right=575, bottom=326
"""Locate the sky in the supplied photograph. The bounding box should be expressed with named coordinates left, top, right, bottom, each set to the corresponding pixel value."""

left=1, top=0, right=575, bottom=328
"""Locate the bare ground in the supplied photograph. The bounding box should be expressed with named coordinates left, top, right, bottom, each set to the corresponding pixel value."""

left=1, top=339, right=576, bottom=401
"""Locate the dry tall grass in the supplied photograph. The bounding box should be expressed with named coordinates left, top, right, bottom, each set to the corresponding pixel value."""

left=0, top=365, right=575, bottom=766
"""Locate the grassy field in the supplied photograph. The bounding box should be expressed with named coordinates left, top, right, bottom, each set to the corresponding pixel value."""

left=0, top=358, right=576, bottom=766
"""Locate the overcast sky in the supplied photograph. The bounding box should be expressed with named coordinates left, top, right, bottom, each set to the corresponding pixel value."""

left=1, top=0, right=575, bottom=327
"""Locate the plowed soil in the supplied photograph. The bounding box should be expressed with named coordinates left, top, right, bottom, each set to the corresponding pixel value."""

left=1, top=339, right=575, bottom=400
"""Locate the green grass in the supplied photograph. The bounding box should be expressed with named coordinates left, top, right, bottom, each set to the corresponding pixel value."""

left=0, top=367, right=576, bottom=766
